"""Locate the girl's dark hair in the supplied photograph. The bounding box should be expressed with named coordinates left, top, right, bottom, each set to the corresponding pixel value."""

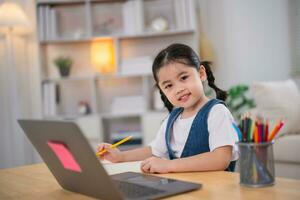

left=152, top=43, right=227, bottom=112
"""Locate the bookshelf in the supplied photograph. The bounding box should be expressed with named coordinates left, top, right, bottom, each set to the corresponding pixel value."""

left=36, top=0, right=198, bottom=148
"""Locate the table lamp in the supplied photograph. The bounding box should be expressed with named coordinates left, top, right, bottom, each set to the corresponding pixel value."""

left=91, top=38, right=116, bottom=74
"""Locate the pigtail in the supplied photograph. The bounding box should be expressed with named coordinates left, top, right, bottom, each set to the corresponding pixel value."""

left=201, top=61, right=228, bottom=101
left=158, top=88, right=173, bottom=112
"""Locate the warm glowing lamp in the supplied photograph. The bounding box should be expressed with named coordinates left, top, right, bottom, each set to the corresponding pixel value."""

left=0, top=1, right=31, bottom=117
left=91, top=38, right=116, bottom=74
left=0, top=2, right=32, bottom=34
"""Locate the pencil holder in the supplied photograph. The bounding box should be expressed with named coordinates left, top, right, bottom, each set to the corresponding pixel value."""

left=237, top=142, right=275, bottom=187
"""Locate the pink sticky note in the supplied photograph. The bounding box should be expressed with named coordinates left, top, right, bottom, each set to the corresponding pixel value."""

left=47, top=141, right=82, bottom=173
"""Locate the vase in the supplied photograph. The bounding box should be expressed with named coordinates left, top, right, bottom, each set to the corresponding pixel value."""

left=58, top=67, right=71, bottom=77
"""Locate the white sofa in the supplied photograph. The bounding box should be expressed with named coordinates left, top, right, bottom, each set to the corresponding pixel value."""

left=250, top=79, right=300, bottom=179
left=273, top=135, right=300, bottom=179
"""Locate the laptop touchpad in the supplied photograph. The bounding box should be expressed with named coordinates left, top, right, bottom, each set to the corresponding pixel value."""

left=112, top=172, right=176, bottom=187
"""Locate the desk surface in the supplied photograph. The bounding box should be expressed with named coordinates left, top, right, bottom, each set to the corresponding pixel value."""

left=1, top=163, right=300, bottom=200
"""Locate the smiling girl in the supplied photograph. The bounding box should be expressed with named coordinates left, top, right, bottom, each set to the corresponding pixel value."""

left=97, top=43, right=238, bottom=173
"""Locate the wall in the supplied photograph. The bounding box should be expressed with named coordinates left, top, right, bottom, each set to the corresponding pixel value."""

left=290, top=0, right=300, bottom=87
left=197, top=0, right=292, bottom=89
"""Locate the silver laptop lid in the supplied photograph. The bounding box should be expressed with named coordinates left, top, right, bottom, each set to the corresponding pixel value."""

left=19, top=119, right=123, bottom=200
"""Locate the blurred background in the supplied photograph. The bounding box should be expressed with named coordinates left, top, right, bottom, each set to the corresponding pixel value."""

left=0, top=0, right=299, bottom=179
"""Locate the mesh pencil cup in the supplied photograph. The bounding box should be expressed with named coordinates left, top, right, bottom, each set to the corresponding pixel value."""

left=237, top=142, right=275, bottom=187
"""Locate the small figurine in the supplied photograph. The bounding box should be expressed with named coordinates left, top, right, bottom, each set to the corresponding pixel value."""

left=78, top=101, right=91, bottom=115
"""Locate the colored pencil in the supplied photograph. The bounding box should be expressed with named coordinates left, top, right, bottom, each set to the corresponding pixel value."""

left=96, top=135, right=133, bottom=156
left=268, top=121, right=284, bottom=141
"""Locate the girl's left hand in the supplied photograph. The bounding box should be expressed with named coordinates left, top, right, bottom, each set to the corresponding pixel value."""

left=140, top=156, right=172, bottom=174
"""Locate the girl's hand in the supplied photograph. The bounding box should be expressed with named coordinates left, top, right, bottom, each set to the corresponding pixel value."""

left=140, top=156, right=172, bottom=174
left=97, top=143, right=124, bottom=163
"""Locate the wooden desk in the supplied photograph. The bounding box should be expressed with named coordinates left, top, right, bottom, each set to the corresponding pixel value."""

left=1, top=163, right=300, bottom=200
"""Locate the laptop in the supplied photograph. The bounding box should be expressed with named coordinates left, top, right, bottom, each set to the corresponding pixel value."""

left=18, top=119, right=201, bottom=200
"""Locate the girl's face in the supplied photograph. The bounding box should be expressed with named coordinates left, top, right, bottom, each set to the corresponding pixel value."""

left=157, top=62, right=208, bottom=114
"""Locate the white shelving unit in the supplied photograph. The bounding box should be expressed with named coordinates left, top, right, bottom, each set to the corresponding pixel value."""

left=36, top=0, right=198, bottom=148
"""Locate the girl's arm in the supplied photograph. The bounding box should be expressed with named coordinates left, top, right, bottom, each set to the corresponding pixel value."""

left=99, top=144, right=152, bottom=163
left=141, top=145, right=232, bottom=173
left=120, top=146, right=153, bottom=162
left=169, top=146, right=233, bottom=172
left=99, top=116, right=167, bottom=163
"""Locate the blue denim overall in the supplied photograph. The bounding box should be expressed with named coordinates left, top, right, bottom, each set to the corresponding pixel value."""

left=165, top=99, right=236, bottom=172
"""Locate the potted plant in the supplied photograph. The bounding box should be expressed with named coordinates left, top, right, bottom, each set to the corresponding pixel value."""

left=226, top=84, right=255, bottom=120
left=54, top=56, right=73, bottom=77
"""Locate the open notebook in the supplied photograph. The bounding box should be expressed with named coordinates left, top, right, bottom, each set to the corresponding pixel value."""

left=102, top=160, right=142, bottom=175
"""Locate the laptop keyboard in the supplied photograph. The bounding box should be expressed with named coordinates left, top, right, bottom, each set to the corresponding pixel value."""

left=114, top=180, right=164, bottom=199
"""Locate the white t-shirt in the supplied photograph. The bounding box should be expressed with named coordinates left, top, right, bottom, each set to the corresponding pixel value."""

left=149, top=104, right=239, bottom=161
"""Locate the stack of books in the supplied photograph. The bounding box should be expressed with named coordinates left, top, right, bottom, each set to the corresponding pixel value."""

left=111, top=95, right=146, bottom=114
left=120, top=56, right=152, bottom=76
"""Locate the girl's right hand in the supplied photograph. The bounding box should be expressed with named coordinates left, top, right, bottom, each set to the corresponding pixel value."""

left=96, top=143, right=124, bottom=163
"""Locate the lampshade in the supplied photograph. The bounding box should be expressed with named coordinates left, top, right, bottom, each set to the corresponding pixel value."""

left=0, top=2, right=31, bottom=34
left=91, top=38, right=116, bottom=74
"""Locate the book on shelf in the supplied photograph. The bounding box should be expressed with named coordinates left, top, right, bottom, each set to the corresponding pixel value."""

left=120, top=56, right=152, bottom=76
left=38, top=6, right=45, bottom=40
left=122, top=1, right=134, bottom=35
left=174, top=0, right=187, bottom=30
left=111, top=95, right=146, bottom=114
left=38, top=5, right=58, bottom=40
left=50, top=8, right=57, bottom=39
left=134, top=0, right=144, bottom=34
left=45, top=5, right=51, bottom=39
left=174, top=0, right=196, bottom=30
left=43, top=82, right=57, bottom=117
left=185, top=0, right=196, bottom=30
left=122, top=0, right=144, bottom=35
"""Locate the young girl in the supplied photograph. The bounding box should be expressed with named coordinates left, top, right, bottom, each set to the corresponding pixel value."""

left=98, top=43, right=239, bottom=173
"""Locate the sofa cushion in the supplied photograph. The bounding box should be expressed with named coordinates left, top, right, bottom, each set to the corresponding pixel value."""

left=251, top=79, right=300, bottom=136
left=273, top=135, right=300, bottom=163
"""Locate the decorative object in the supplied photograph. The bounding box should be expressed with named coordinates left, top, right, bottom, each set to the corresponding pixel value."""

left=92, top=3, right=123, bottom=35
left=143, top=0, right=175, bottom=32
left=91, top=38, right=116, bottom=74
left=226, top=84, right=255, bottom=120
left=150, top=17, right=168, bottom=32
left=78, top=101, right=91, bottom=115
left=54, top=56, right=73, bottom=77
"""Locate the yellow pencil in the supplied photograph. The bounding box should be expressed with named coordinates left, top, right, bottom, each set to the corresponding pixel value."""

left=96, top=135, right=133, bottom=156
